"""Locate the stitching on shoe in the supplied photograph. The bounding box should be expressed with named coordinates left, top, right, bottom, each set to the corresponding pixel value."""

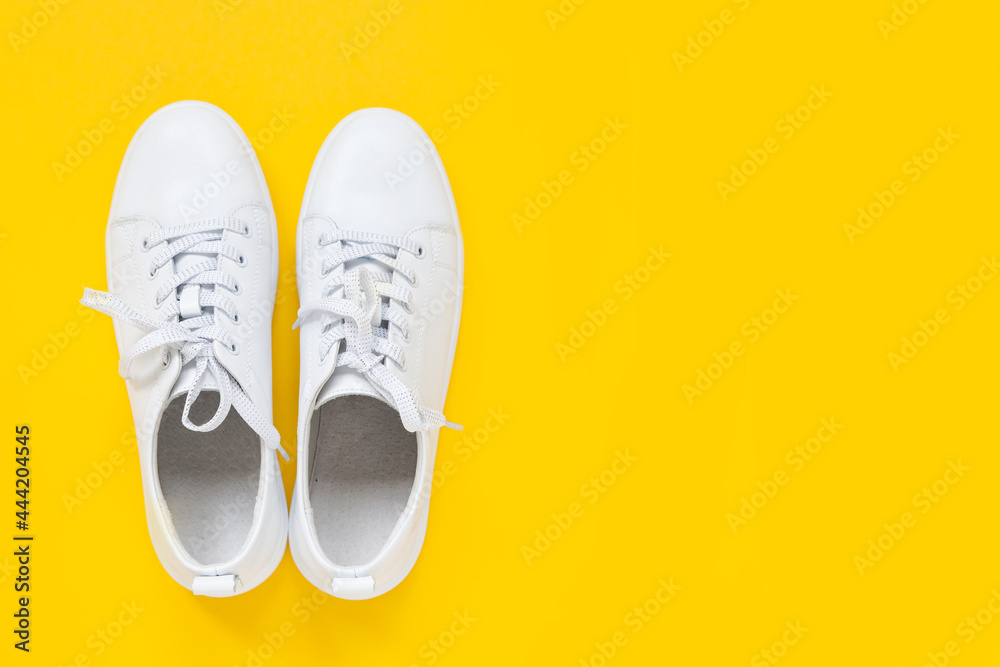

left=246, top=204, right=265, bottom=389
left=403, top=225, right=457, bottom=270
left=226, top=201, right=271, bottom=392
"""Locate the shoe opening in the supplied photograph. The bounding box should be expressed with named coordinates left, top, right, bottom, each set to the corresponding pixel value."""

left=308, top=395, right=417, bottom=566
left=156, top=392, right=261, bottom=564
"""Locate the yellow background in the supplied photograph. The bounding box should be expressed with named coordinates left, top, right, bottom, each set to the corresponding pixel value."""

left=2, top=0, right=999, bottom=664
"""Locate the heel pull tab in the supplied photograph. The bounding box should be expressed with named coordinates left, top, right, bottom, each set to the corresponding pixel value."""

left=332, top=576, right=375, bottom=596
left=193, top=574, right=239, bottom=597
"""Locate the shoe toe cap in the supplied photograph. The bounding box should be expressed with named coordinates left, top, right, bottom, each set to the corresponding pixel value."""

left=302, top=108, right=458, bottom=237
left=111, top=100, right=269, bottom=225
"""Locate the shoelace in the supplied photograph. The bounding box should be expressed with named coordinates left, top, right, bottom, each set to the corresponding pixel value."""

left=293, top=227, right=461, bottom=433
left=81, top=216, right=288, bottom=460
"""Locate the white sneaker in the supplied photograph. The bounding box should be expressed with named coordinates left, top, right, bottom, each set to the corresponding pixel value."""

left=81, top=101, right=288, bottom=597
left=289, top=108, right=463, bottom=599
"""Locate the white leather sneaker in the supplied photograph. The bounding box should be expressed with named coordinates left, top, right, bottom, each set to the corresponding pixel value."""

left=289, top=108, right=463, bottom=600
left=81, top=101, right=288, bottom=597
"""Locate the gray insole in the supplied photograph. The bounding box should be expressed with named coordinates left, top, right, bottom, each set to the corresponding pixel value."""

left=157, top=392, right=261, bottom=565
left=309, top=395, right=417, bottom=566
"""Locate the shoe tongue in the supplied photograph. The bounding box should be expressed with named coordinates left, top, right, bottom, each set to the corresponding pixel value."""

left=342, top=256, right=388, bottom=313
left=174, top=251, right=211, bottom=279
left=169, top=363, right=220, bottom=402
left=316, top=367, right=385, bottom=408
left=344, top=255, right=383, bottom=276
left=316, top=254, right=396, bottom=409
left=172, top=248, right=216, bottom=318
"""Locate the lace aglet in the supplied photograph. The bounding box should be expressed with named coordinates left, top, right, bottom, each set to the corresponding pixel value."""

left=444, top=420, right=463, bottom=431
left=276, top=443, right=291, bottom=462
left=291, top=317, right=303, bottom=330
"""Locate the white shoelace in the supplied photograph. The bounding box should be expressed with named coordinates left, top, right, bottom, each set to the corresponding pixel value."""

left=294, top=228, right=461, bottom=433
left=81, top=216, right=288, bottom=460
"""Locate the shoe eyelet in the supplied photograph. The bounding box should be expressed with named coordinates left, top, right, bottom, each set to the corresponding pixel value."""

left=401, top=329, right=410, bottom=343
left=237, top=254, right=247, bottom=267
left=231, top=282, right=241, bottom=295
left=415, top=245, right=425, bottom=259
left=408, top=273, right=418, bottom=287
left=230, top=342, right=239, bottom=355
left=243, top=224, right=251, bottom=237
left=141, top=238, right=149, bottom=252
left=148, top=265, right=159, bottom=279
left=162, top=350, right=171, bottom=367
left=317, top=237, right=326, bottom=248
left=395, top=354, right=407, bottom=372
left=402, top=299, right=413, bottom=314
left=231, top=312, right=240, bottom=324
